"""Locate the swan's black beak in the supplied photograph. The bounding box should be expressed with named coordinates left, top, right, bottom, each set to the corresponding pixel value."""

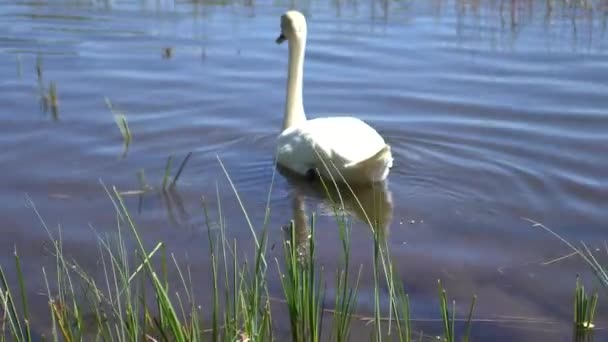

left=275, top=33, right=286, bottom=44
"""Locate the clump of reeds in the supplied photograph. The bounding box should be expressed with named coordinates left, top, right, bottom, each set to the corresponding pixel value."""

left=437, top=279, right=477, bottom=342
left=572, top=276, right=599, bottom=342
left=574, top=276, right=598, bottom=330
left=277, top=217, right=325, bottom=342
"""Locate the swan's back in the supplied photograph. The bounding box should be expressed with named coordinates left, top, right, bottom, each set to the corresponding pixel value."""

left=277, top=117, right=392, bottom=183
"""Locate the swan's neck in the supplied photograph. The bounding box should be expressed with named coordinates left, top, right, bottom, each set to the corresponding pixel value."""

left=283, top=35, right=307, bottom=131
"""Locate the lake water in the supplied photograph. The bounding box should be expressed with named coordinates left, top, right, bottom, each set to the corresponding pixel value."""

left=1, top=0, right=607, bottom=340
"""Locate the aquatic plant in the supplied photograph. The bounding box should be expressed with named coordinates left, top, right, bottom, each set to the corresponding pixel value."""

left=437, top=279, right=477, bottom=342
left=105, top=98, right=132, bottom=153
left=1, top=173, right=604, bottom=342
left=524, top=218, right=608, bottom=288
left=574, top=276, right=598, bottom=330
left=35, top=56, right=59, bottom=120
left=162, top=152, right=193, bottom=190
left=162, top=155, right=174, bottom=190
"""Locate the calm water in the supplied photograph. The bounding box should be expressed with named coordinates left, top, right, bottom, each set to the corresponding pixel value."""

left=1, top=0, right=607, bottom=340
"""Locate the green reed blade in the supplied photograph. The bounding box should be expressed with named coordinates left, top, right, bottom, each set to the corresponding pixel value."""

left=162, top=155, right=174, bottom=190
left=13, top=249, right=31, bottom=342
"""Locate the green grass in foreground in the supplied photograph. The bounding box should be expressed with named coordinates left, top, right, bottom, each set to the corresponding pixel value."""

left=0, top=168, right=603, bottom=341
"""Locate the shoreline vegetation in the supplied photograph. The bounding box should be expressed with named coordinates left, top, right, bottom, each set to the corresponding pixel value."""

left=0, top=163, right=604, bottom=342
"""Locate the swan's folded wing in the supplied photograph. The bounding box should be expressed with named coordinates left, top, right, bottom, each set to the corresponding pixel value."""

left=277, top=116, right=389, bottom=181
left=300, top=117, right=388, bottom=165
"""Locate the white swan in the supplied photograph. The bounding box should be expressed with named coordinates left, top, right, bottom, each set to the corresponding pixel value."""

left=275, top=11, right=393, bottom=185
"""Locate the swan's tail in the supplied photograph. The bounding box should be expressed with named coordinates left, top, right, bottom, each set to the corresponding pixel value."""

left=345, top=144, right=393, bottom=183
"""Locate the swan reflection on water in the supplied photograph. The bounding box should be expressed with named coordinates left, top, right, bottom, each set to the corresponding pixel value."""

left=277, top=165, right=394, bottom=252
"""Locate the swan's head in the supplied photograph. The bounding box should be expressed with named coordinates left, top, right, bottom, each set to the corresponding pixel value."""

left=276, top=10, right=307, bottom=45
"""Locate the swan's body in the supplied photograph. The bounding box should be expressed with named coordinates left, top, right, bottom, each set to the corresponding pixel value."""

left=275, top=11, right=393, bottom=184
left=277, top=117, right=392, bottom=183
